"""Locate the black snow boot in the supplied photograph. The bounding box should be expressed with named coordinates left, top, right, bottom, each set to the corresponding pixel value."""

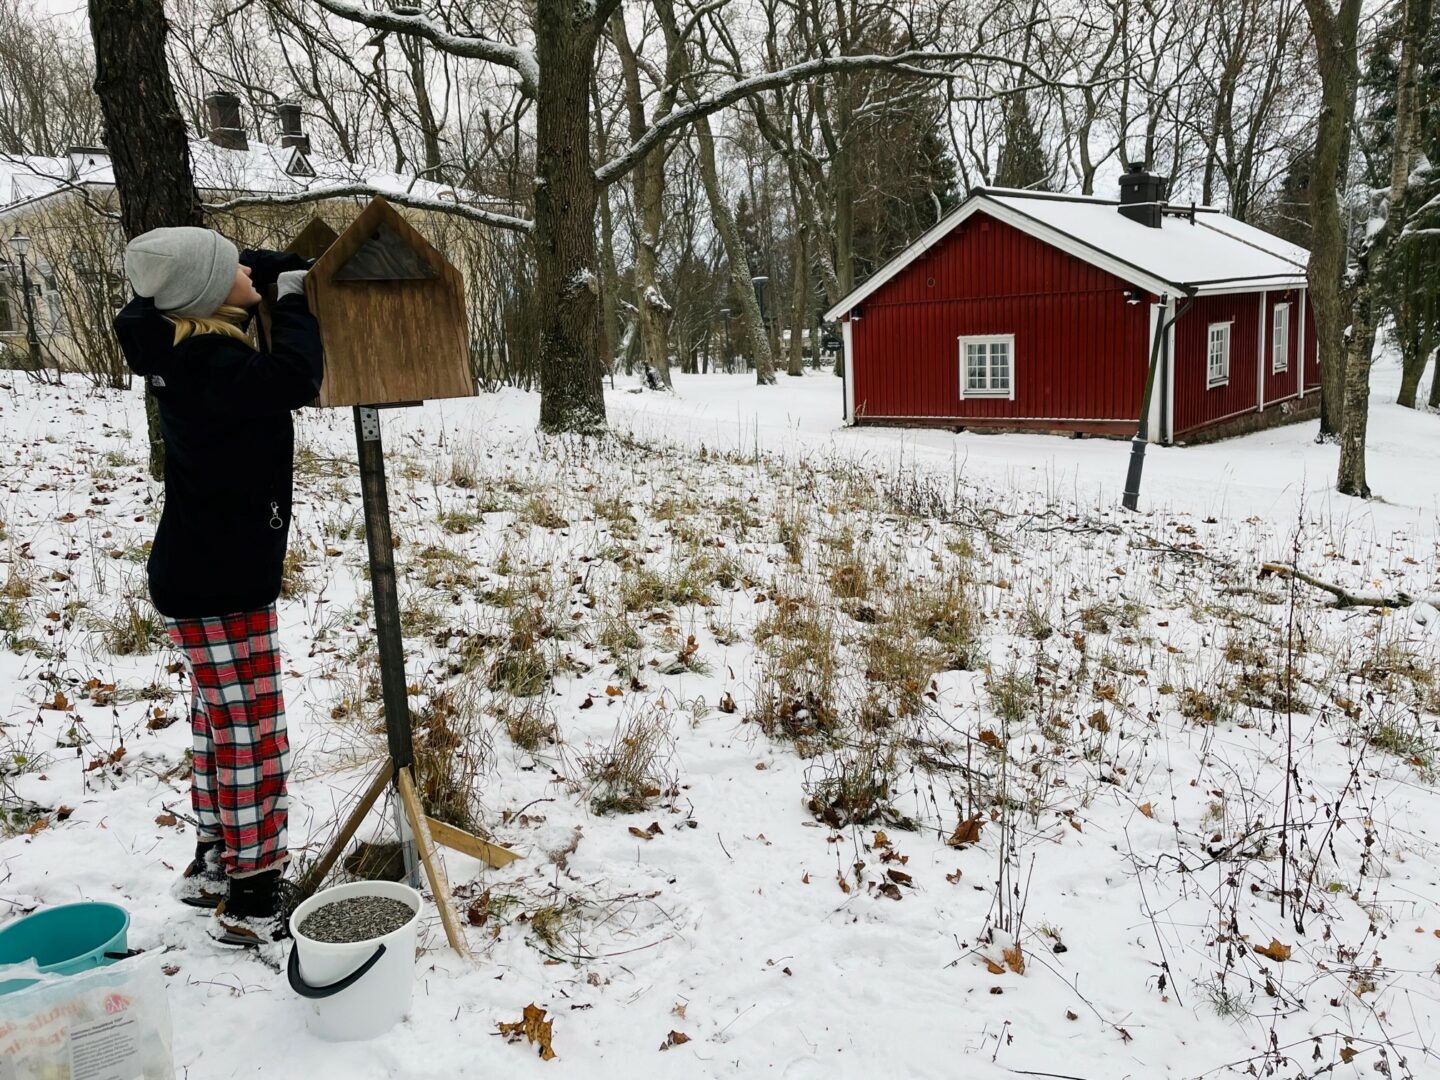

left=211, top=869, right=296, bottom=947
left=174, top=839, right=226, bottom=909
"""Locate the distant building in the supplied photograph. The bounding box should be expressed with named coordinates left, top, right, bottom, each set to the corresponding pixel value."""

left=0, top=91, right=505, bottom=384
left=825, top=168, right=1319, bottom=444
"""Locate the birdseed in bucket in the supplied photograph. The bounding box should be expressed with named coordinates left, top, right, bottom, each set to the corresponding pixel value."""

left=298, top=896, right=414, bottom=944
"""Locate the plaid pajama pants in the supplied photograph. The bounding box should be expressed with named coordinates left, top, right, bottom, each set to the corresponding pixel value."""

left=164, top=605, right=289, bottom=876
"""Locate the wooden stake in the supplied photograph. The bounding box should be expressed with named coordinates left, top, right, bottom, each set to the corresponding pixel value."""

left=298, top=758, right=394, bottom=898
left=425, top=815, right=522, bottom=869
left=397, top=767, right=467, bottom=957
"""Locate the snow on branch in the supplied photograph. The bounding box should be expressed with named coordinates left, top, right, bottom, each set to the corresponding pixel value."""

left=594, top=49, right=1078, bottom=186
left=310, top=0, right=539, bottom=98
left=1258, top=563, right=1440, bottom=610
left=204, top=184, right=534, bottom=234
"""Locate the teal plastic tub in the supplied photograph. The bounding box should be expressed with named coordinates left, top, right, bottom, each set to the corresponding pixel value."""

left=0, top=901, right=131, bottom=996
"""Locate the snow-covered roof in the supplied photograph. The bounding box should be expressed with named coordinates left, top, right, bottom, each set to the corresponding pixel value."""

left=0, top=138, right=464, bottom=216
left=825, top=186, right=1310, bottom=321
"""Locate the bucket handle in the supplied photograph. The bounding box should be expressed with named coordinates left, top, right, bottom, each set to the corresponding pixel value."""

left=287, top=942, right=387, bottom=1000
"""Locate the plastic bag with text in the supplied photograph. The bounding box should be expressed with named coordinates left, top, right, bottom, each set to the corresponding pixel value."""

left=0, top=954, right=175, bottom=1080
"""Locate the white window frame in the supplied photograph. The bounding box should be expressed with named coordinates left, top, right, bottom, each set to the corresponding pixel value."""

left=958, top=334, right=1015, bottom=400
left=1271, top=303, right=1290, bottom=374
left=1207, top=322, right=1231, bottom=388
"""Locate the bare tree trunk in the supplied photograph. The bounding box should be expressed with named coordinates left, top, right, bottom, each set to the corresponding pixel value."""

left=693, top=114, right=774, bottom=383
left=611, top=11, right=672, bottom=388
left=596, top=184, right=621, bottom=378
left=400, top=35, right=444, bottom=179
left=88, top=0, right=204, bottom=482
left=534, top=3, right=605, bottom=434
left=1300, top=0, right=1363, bottom=438
left=787, top=225, right=806, bottom=376
left=1336, top=0, right=1422, bottom=496
left=591, top=78, right=621, bottom=378
left=1395, top=304, right=1426, bottom=408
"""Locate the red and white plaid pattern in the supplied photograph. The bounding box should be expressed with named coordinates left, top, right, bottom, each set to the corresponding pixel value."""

left=164, top=606, right=289, bottom=876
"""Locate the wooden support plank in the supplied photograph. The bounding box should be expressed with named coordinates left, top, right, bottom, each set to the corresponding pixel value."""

left=425, top=814, right=522, bottom=869
left=298, top=759, right=393, bottom=898
left=397, top=767, right=467, bottom=957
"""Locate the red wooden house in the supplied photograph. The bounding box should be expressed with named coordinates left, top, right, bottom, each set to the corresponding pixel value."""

left=824, top=169, right=1319, bottom=444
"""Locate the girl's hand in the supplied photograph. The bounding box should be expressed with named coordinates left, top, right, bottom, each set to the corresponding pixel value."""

left=276, top=270, right=308, bottom=299
left=239, top=250, right=313, bottom=289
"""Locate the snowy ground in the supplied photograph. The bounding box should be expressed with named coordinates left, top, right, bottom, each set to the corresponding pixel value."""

left=1, top=355, right=1438, bottom=1080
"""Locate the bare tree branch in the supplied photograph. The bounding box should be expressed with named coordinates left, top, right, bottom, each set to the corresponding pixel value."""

left=594, top=48, right=1082, bottom=186
left=305, top=0, right=539, bottom=97
left=204, top=183, right=534, bottom=233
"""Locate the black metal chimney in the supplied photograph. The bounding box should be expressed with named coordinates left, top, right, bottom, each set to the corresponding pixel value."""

left=205, top=90, right=248, bottom=151
left=276, top=103, right=310, bottom=153
left=1118, top=162, right=1167, bottom=228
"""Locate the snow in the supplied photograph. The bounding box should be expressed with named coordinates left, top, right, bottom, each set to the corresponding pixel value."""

left=0, top=139, right=473, bottom=215
left=1, top=356, right=1438, bottom=1079
left=982, top=190, right=1308, bottom=291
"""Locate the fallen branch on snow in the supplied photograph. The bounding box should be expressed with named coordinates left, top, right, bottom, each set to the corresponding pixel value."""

left=1259, top=563, right=1439, bottom=610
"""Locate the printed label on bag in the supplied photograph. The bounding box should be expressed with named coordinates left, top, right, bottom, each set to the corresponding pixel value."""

left=67, top=1013, right=143, bottom=1080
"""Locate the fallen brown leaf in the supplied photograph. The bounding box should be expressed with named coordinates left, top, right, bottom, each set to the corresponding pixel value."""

left=497, top=1003, right=556, bottom=1061
left=947, top=816, right=984, bottom=847
left=659, top=1030, right=690, bottom=1050
left=1003, top=943, right=1025, bottom=974
left=1138, top=802, right=1155, bottom=819
left=1254, top=938, right=1292, bottom=962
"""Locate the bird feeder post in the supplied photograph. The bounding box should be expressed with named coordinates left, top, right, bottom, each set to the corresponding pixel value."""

left=292, top=198, right=520, bottom=957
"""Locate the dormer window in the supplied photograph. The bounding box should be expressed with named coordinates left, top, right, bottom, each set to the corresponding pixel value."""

left=285, top=148, right=316, bottom=178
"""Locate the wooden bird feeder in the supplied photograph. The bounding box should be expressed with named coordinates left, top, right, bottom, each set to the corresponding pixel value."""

left=305, top=196, right=473, bottom=408
left=256, top=217, right=339, bottom=351
left=273, top=202, right=514, bottom=959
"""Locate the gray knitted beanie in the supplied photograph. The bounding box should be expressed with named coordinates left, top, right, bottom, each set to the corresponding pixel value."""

left=124, top=227, right=239, bottom=317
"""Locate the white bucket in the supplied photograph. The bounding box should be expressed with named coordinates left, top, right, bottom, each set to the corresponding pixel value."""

left=287, top=880, right=422, bottom=1042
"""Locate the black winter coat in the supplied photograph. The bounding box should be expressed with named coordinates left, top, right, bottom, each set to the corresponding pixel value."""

left=114, top=250, right=323, bottom=619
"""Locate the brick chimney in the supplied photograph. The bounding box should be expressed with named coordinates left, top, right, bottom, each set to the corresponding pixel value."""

left=276, top=103, right=310, bottom=153
left=1118, top=162, right=1167, bottom=228
left=205, top=90, right=248, bottom=151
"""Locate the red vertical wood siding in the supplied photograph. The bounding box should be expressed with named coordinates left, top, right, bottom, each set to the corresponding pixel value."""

left=850, top=213, right=1151, bottom=423
left=1173, top=293, right=1264, bottom=436
left=1302, top=293, right=1320, bottom=389
left=1264, top=290, right=1301, bottom=404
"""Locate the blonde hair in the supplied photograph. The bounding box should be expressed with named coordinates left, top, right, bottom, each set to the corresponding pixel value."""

left=167, top=305, right=254, bottom=346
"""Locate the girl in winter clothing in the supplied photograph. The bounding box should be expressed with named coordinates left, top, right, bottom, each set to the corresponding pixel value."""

left=114, top=227, right=323, bottom=946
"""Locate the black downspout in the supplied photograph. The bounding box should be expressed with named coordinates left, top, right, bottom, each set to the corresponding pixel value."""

left=1122, top=293, right=1193, bottom=511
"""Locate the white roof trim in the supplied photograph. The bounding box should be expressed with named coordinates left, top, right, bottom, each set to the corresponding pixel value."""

left=825, top=193, right=1175, bottom=321
left=1192, top=277, right=1307, bottom=296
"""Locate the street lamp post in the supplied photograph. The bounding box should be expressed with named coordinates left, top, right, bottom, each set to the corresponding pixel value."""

left=9, top=230, right=42, bottom=372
